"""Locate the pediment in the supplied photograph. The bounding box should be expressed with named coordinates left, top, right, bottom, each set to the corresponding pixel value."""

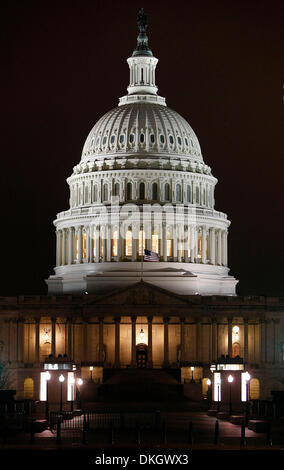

left=84, top=281, right=193, bottom=306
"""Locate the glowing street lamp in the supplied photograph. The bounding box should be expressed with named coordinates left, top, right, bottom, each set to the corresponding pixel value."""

left=244, top=372, right=251, bottom=425
left=228, top=374, right=234, bottom=415
left=59, top=374, right=65, bottom=412
left=190, top=366, right=195, bottom=383
left=89, top=366, right=94, bottom=382
left=45, top=371, right=51, bottom=420
left=206, top=379, right=212, bottom=410
left=77, top=378, right=83, bottom=409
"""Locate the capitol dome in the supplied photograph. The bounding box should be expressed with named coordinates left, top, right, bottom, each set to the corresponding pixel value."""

left=46, top=9, right=238, bottom=297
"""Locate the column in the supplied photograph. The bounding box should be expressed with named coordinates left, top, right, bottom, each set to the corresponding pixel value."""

left=190, top=225, right=195, bottom=262
left=131, top=316, right=137, bottom=367
left=82, top=319, right=88, bottom=362
left=67, top=317, right=72, bottom=359
left=17, top=318, right=24, bottom=364
left=35, top=318, right=40, bottom=365
left=68, top=227, right=73, bottom=265
left=51, top=317, right=56, bottom=356
left=62, top=228, right=66, bottom=265
left=223, top=230, right=228, bottom=266
left=173, top=226, right=177, bottom=261
left=227, top=317, right=232, bottom=357
left=163, top=317, right=169, bottom=367
left=114, top=317, right=121, bottom=368
left=106, top=225, right=111, bottom=261
left=95, top=226, right=100, bottom=262
left=56, top=230, right=61, bottom=266
left=244, top=318, right=249, bottom=363
left=195, top=320, right=200, bottom=362
left=162, top=222, right=167, bottom=261
left=273, top=319, right=280, bottom=364
left=86, top=226, right=90, bottom=262
left=180, top=317, right=185, bottom=363
left=211, top=317, right=217, bottom=362
left=78, top=226, right=82, bottom=263
left=147, top=316, right=153, bottom=368
left=201, top=226, right=206, bottom=264
left=184, top=226, right=189, bottom=262
left=210, top=228, right=216, bottom=265
left=132, top=226, right=137, bottom=261
left=260, top=318, right=266, bottom=363
left=217, top=229, right=222, bottom=265
left=98, top=317, right=104, bottom=364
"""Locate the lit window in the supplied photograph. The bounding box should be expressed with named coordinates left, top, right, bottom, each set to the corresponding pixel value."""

left=138, top=230, right=146, bottom=255
left=167, top=232, right=173, bottom=257
left=125, top=230, right=132, bottom=256
left=100, top=232, right=104, bottom=258
left=82, top=233, right=87, bottom=259
left=75, top=235, right=79, bottom=260
left=152, top=234, right=159, bottom=254
left=198, top=233, right=202, bottom=259
left=112, top=230, right=118, bottom=257
left=67, top=372, right=75, bottom=402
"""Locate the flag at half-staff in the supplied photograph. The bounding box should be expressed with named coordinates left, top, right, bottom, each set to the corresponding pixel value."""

left=144, top=249, right=160, bottom=262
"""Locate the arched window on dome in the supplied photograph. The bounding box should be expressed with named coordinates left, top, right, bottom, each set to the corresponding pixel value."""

left=125, top=230, right=132, bottom=256
left=176, top=184, right=182, bottom=202
left=84, top=185, right=89, bottom=204
left=129, top=133, right=135, bottom=144
left=103, top=184, right=108, bottom=202
left=203, top=188, right=206, bottom=206
left=187, top=185, right=191, bottom=203
left=152, top=182, right=158, bottom=200
left=114, top=183, right=120, bottom=197
left=195, top=186, right=200, bottom=204
left=93, top=185, right=97, bottom=202
left=111, top=230, right=118, bottom=257
left=139, top=182, right=145, bottom=200
left=150, top=134, right=155, bottom=144
left=164, top=183, right=170, bottom=201
left=126, top=182, right=132, bottom=200
left=169, top=135, right=174, bottom=145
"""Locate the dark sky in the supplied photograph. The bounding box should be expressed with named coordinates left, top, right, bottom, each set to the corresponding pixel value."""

left=1, top=0, right=283, bottom=296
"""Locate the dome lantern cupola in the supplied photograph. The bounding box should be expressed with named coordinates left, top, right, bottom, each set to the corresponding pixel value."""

left=120, top=8, right=164, bottom=105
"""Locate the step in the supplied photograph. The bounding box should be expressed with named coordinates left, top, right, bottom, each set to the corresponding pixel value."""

left=248, top=420, right=269, bottom=433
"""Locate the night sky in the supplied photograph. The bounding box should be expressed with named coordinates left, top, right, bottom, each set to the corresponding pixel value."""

left=1, top=0, right=283, bottom=296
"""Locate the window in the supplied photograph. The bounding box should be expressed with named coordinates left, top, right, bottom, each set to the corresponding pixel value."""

left=139, top=182, right=145, bottom=200
left=169, top=135, right=174, bottom=144
left=185, top=137, right=188, bottom=146
left=152, top=182, right=158, bottom=200
left=93, top=185, right=97, bottom=202
left=102, top=136, right=107, bottom=145
left=152, top=233, right=159, bottom=254
left=112, top=230, right=118, bottom=257
left=177, top=136, right=182, bottom=146
left=129, top=134, right=135, bottom=143
left=82, top=232, right=87, bottom=259
left=100, top=232, right=104, bottom=258
left=114, top=183, right=120, bottom=197
left=164, top=183, right=170, bottom=201
left=110, top=135, right=115, bottom=144
left=67, top=372, right=75, bottom=402
left=24, top=378, right=34, bottom=400
left=119, top=134, right=124, bottom=144
left=125, top=230, right=132, bottom=256
left=140, top=133, right=145, bottom=143
left=167, top=232, right=173, bottom=257
left=126, top=182, right=132, bottom=200
left=187, top=185, right=191, bottom=203
left=198, top=232, right=202, bottom=259
left=103, top=184, right=108, bottom=201
left=160, top=134, right=165, bottom=144
left=196, top=186, right=200, bottom=204
left=176, top=183, right=182, bottom=202
left=150, top=134, right=155, bottom=144
left=138, top=230, right=146, bottom=255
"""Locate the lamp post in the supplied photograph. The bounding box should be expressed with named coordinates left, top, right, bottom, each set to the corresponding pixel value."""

left=76, top=378, right=83, bottom=409
left=59, top=374, right=65, bottom=412
left=228, top=374, right=234, bottom=415
left=89, top=366, right=94, bottom=382
left=244, top=372, right=251, bottom=425
left=206, top=379, right=211, bottom=410
left=69, top=376, right=75, bottom=412
left=190, top=366, right=194, bottom=383
left=45, top=371, right=51, bottom=420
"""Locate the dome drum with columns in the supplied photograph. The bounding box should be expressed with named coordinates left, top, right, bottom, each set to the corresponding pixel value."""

left=46, top=11, right=238, bottom=296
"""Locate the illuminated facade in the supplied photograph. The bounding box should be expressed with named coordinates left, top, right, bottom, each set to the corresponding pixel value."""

left=46, top=9, right=238, bottom=297
left=1, top=11, right=283, bottom=408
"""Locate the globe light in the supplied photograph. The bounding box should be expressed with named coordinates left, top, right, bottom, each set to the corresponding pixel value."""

left=228, top=375, right=234, bottom=383
left=233, top=326, right=239, bottom=335
left=59, top=374, right=65, bottom=383
left=206, top=379, right=211, bottom=386
left=190, top=366, right=194, bottom=371
left=244, top=372, right=251, bottom=382
left=89, top=366, right=94, bottom=371
left=69, top=376, right=75, bottom=384
left=45, top=371, right=51, bottom=381
left=77, top=378, right=83, bottom=386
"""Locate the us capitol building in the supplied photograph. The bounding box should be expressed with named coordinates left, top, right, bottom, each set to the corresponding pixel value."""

left=1, top=10, right=283, bottom=408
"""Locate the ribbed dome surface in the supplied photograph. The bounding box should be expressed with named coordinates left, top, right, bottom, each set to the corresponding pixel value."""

left=81, top=102, right=203, bottom=163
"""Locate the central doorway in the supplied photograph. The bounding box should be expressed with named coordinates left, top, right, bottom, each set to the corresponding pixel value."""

left=136, top=344, right=148, bottom=368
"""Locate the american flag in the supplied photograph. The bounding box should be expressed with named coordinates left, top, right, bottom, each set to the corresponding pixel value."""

left=144, top=249, right=160, bottom=262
